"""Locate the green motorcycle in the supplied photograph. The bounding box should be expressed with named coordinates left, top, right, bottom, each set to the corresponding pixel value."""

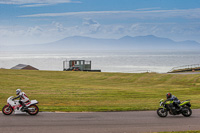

left=157, top=99, right=192, bottom=117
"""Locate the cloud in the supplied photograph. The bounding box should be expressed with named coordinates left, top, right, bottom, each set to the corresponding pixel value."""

left=1, top=19, right=200, bottom=46
left=0, top=25, right=61, bottom=45
left=27, top=26, right=43, bottom=36
left=19, top=8, right=200, bottom=19
left=20, top=3, right=52, bottom=7
left=83, top=18, right=99, bottom=26
left=0, top=0, right=81, bottom=7
left=135, top=7, right=161, bottom=11
left=82, top=18, right=101, bottom=34
left=52, top=21, right=65, bottom=32
left=19, top=11, right=132, bottom=17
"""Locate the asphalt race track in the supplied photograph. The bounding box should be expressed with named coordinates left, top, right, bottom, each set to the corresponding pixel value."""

left=0, top=109, right=200, bottom=133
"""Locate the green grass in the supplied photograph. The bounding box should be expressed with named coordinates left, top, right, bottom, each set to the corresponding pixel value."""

left=0, top=69, right=200, bottom=112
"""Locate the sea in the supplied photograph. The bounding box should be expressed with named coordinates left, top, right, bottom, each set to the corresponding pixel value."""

left=0, top=50, right=200, bottom=73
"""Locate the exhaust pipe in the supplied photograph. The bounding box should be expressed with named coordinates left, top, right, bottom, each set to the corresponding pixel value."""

left=28, top=108, right=35, bottom=112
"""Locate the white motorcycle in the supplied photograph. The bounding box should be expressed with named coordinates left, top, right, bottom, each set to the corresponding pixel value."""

left=2, top=96, right=39, bottom=115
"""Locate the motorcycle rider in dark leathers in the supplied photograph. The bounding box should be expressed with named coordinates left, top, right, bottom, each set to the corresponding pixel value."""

left=166, top=92, right=181, bottom=111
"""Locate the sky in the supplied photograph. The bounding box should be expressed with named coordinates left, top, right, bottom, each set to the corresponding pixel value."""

left=0, top=0, right=200, bottom=46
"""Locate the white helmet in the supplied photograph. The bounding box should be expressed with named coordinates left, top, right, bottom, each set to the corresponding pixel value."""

left=16, top=89, right=21, bottom=95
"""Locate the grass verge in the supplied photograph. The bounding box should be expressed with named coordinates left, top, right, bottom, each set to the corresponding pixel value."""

left=0, top=69, right=200, bottom=112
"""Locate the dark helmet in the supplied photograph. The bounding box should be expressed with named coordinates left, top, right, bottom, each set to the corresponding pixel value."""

left=166, top=92, right=172, bottom=99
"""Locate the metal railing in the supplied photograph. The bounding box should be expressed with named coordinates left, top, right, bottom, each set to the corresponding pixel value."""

left=168, top=64, right=200, bottom=73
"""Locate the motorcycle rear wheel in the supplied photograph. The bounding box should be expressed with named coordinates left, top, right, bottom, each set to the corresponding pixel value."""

left=157, top=108, right=168, bottom=117
left=182, top=107, right=192, bottom=117
left=27, top=104, right=39, bottom=115
left=2, top=105, right=13, bottom=115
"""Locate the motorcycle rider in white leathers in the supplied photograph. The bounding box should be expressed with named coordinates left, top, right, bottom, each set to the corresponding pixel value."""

left=12, top=89, right=30, bottom=111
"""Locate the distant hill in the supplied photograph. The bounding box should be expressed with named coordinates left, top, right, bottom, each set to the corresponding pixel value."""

left=1, top=35, right=200, bottom=51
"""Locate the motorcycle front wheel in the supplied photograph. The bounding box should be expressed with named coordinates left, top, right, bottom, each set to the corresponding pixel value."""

left=27, top=104, right=39, bottom=115
left=157, top=108, right=168, bottom=117
left=182, top=107, right=192, bottom=117
left=2, top=105, right=13, bottom=115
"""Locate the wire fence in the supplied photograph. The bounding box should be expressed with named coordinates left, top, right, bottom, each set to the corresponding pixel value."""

left=114, top=70, right=156, bottom=73
left=168, top=64, right=200, bottom=73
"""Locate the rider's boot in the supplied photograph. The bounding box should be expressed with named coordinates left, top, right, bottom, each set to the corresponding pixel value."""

left=21, top=104, right=28, bottom=111
left=176, top=104, right=182, bottom=111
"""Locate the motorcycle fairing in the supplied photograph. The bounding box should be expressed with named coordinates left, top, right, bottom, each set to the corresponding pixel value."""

left=180, top=100, right=190, bottom=106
